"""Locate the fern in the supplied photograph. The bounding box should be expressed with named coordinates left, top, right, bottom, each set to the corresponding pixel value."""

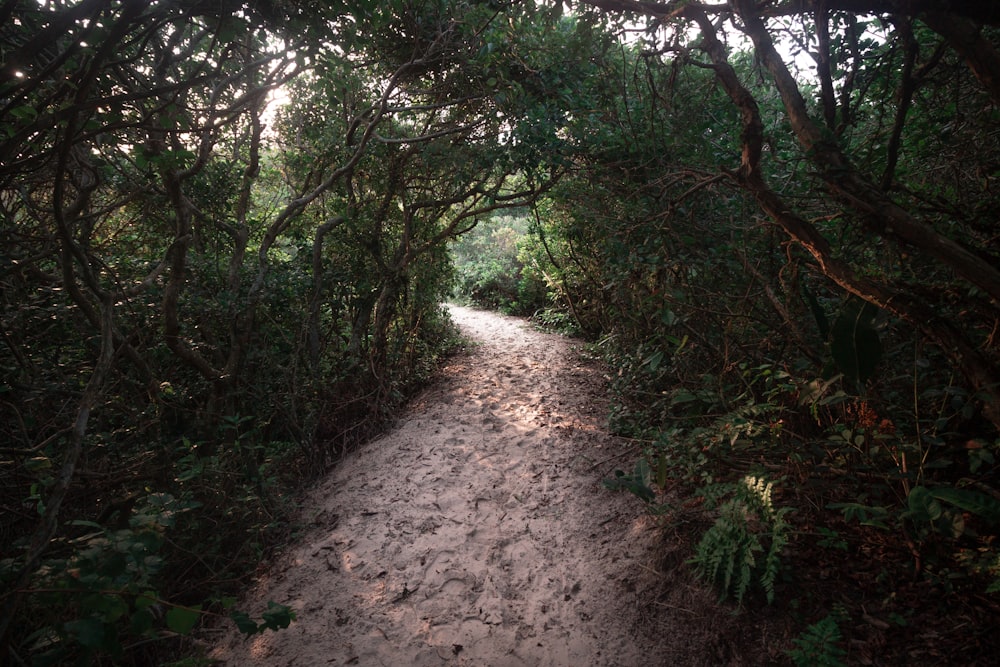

left=761, top=508, right=789, bottom=602
left=787, top=614, right=847, bottom=667
left=690, top=474, right=790, bottom=604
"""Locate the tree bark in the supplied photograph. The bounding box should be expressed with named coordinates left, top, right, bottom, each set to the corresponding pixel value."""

left=309, top=217, right=345, bottom=366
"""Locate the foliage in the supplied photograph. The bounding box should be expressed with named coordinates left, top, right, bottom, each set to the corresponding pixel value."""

left=450, top=212, right=548, bottom=316
left=228, top=601, right=297, bottom=637
left=524, top=1, right=1000, bottom=660
left=3, top=0, right=1000, bottom=662
left=689, top=475, right=790, bottom=605
left=0, top=0, right=555, bottom=663
left=602, top=459, right=657, bottom=504
left=786, top=614, right=847, bottom=667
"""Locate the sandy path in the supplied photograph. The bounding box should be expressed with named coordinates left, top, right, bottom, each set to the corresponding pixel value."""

left=209, top=305, right=671, bottom=666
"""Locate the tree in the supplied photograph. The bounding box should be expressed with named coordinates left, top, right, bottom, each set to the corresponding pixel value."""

left=533, top=3, right=1000, bottom=658
left=575, top=0, right=1000, bottom=426
left=2, top=1, right=301, bottom=653
left=0, top=1, right=562, bottom=661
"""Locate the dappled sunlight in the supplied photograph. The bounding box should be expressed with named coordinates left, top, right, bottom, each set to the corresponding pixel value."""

left=210, top=306, right=668, bottom=666
left=7, top=0, right=995, bottom=662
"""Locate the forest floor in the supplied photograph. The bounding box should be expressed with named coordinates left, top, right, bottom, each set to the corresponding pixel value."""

left=207, top=305, right=781, bottom=666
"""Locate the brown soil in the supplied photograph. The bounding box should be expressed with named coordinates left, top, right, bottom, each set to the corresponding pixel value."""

left=208, top=305, right=775, bottom=666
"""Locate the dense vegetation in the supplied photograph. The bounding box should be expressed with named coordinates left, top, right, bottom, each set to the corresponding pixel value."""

left=2, top=0, right=999, bottom=664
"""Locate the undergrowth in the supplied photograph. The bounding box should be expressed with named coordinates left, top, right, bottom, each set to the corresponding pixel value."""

left=597, top=307, right=1000, bottom=662
left=1, top=301, right=462, bottom=664
left=690, top=475, right=790, bottom=605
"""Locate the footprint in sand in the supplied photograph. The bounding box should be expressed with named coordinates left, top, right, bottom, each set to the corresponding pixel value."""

left=209, top=305, right=701, bottom=667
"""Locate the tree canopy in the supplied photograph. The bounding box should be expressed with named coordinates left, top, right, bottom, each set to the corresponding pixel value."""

left=2, top=0, right=999, bottom=663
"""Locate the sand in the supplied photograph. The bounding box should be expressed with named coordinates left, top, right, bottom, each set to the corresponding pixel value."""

left=208, top=305, right=732, bottom=666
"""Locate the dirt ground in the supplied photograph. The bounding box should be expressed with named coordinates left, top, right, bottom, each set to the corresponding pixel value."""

left=208, top=305, right=771, bottom=666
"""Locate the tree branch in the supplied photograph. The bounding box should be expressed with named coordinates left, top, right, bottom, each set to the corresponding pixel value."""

left=732, top=0, right=1000, bottom=304
left=690, top=2, right=1000, bottom=425
left=922, top=11, right=1000, bottom=107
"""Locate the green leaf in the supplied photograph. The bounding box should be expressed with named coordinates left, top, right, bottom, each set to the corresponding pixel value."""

left=602, top=461, right=656, bottom=503
left=176, top=459, right=204, bottom=482
left=642, top=350, right=663, bottom=372
left=230, top=610, right=260, bottom=636
left=830, top=299, right=882, bottom=384
left=64, top=617, right=105, bottom=649
left=130, top=608, right=155, bottom=636
left=656, top=455, right=669, bottom=489
left=135, top=591, right=159, bottom=611
left=9, top=105, right=39, bottom=122
left=969, top=447, right=995, bottom=474
left=906, top=486, right=935, bottom=519
left=660, top=308, right=678, bottom=326
left=261, top=601, right=296, bottom=631
left=670, top=390, right=698, bottom=406
left=930, top=487, right=1000, bottom=524
left=85, top=593, right=128, bottom=622
left=166, top=604, right=201, bottom=635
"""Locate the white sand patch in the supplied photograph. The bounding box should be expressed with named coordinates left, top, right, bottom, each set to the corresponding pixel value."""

left=208, top=305, right=744, bottom=666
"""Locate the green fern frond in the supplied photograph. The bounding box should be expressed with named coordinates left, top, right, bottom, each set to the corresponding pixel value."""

left=787, top=614, right=847, bottom=667
left=689, top=476, right=790, bottom=604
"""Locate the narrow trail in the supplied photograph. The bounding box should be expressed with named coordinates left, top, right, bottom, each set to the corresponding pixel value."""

left=209, top=306, right=732, bottom=666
